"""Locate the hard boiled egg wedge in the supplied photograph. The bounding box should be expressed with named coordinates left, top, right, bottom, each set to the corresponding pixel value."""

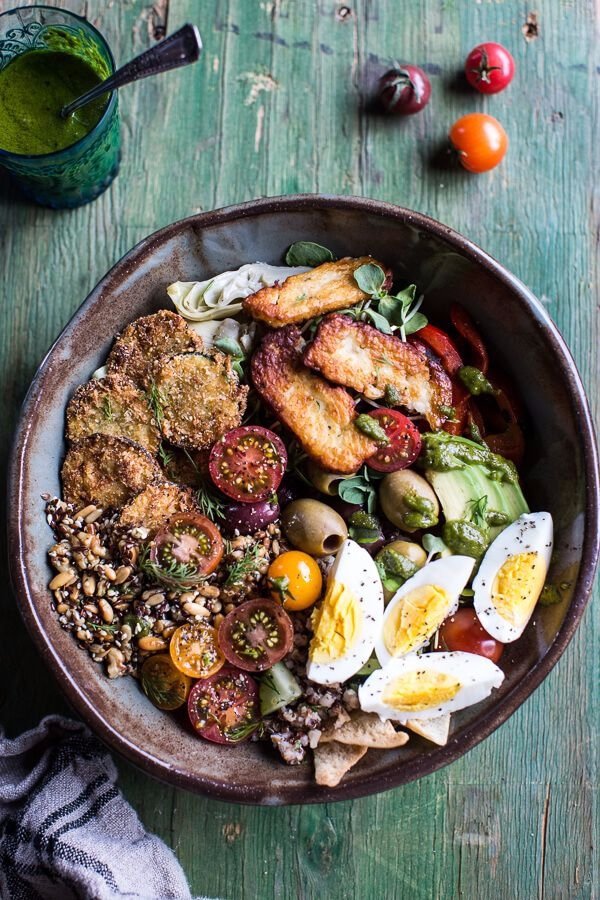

left=473, top=512, right=553, bottom=643
left=375, top=556, right=475, bottom=667
left=359, top=651, right=505, bottom=723
left=306, top=539, right=383, bottom=685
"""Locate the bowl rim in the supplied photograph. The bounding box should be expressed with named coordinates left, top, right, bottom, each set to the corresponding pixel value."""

left=8, top=193, right=600, bottom=805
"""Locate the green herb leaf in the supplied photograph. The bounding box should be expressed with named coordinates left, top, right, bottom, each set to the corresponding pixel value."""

left=195, top=479, right=227, bottom=521
left=337, top=468, right=379, bottom=514
left=363, top=308, right=393, bottom=333
left=147, top=380, right=166, bottom=427
left=139, top=544, right=202, bottom=588
left=158, top=442, right=175, bottom=471
left=422, top=533, right=448, bottom=561
left=224, top=543, right=262, bottom=587
left=354, top=263, right=387, bottom=297
left=285, top=241, right=334, bottom=267
left=467, top=495, right=489, bottom=528
left=403, top=311, right=428, bottom=336
left=214, top=336, right=245, bottom=358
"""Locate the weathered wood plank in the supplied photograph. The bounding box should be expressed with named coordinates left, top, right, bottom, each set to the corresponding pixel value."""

left=0, top=0, right=597, bottom=898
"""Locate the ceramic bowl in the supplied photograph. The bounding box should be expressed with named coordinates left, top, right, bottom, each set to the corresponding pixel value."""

left=8, top=195, right=599, bottom=804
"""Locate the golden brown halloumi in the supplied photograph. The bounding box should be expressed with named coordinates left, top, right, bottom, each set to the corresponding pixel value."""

left=303, top=315, right=452, bottom=429
left=251, top=326, right=378, bottom=473
left=242, top=257, right=389, bottom=327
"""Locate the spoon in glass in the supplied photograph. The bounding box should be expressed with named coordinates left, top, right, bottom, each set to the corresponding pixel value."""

left=61, top=23, right=202, bottom=119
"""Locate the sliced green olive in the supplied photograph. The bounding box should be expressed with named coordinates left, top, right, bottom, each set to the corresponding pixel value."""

left=379, top=470, right=439, bottom=532
left=281, top=499, right=348, bottom=557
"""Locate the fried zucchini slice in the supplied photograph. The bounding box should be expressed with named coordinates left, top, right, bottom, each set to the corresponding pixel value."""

left=243, top=256, right=388, bottom=327
left=106, top=309, right=203, bottom=389
left=66, top=374, right=160, bottom=453
left=251, top=326, right=377, bottom=474
left=61, top=434, right=163, bottom=509
left=304, top=315, right=452, bottom=429
left=117, top=482, right=198, bottom=537
left=157, top=443, right=206, bottom=487
left=154, top=352, right=248, bottom=451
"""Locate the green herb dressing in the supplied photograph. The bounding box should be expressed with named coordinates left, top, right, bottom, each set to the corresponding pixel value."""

left=0, top=50, right=107, bottom=156
left=421, top=432, right=518, bottom=484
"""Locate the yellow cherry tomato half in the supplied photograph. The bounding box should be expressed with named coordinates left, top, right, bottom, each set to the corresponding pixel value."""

left=268, top=551, right=323, bottom=611
left=169, top=622, right=225, bottom=679
left=140, top=653, right=193, bottom=710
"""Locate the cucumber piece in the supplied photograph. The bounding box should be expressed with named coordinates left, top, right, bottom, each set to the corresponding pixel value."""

left=357, top=654, right=381, bottom=676
left=259, top=662, right=302, bottom=716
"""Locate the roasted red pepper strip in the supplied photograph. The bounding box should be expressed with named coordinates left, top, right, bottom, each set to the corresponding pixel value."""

left=416, top=324, right=463, bottom=376
left=485, top=423, right=525, bottom=467
left=443, top=381, right=470, bottom=435
left=450, top=305, right=489, bottom=374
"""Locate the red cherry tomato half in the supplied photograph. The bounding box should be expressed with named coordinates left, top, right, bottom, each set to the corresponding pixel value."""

left=218, top=598, right=294, bottom=672
left=465, top=42, right=515, bottom=95
left=365, top=409, right=422, bottom=472
left=449, top=113, right=508, bottom=174
left=379, top=65, right=431, bottom=115
left=187, top=665, right=260, bottom=744
left=209, top=425, right=287, bottom=503
left=439, top=608, right=504, bottom=663
left=150, top=514, right=224, bottom=587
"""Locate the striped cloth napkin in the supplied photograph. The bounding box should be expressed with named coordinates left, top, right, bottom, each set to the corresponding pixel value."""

left=0, top=715, right=195, bottom=900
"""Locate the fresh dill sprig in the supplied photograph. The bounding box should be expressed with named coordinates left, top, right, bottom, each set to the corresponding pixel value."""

left=140, top=670, right=185, bottom=709
left=147, top=380, right=166, bottom=426
left=157, top=442, right=174, bottom=470
left=467, top=495, right=488, bottom=528
left=195, top=481, right=227, bottom=521
left=101, top=396, right=116, bottom=422
left=139, top=543, right=202, bottom=588
left=87, top=621, right=119, bottom=634
left=224, top=543, right=262, bottom=587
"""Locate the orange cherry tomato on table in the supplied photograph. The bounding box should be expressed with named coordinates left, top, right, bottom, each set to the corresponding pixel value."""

left=169, top=622, right=225, bottom=679
left=267, top=550, right=323, bottom=611
left=439, top=608, right=504, bottom=663
left=449, top=113, right=508, bottom=173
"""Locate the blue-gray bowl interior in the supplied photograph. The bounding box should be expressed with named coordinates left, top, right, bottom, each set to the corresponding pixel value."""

left=10, top=197, right=599, bottom=804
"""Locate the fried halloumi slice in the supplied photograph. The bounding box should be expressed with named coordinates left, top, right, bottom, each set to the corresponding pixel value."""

left=61, top=434, right=163, bottom=509
left=251, top=326, right=377, bottom=474
left=243, top=256, right=388, bottom=327
left=117, top=482, right=198, bottom=537
left=107, top=310, right=203, bottom=389
left=314, top=741, right=368, bottom=787
left=319, top=711, right=409, bottom=749
left=303, top=315, right=452, bottom=429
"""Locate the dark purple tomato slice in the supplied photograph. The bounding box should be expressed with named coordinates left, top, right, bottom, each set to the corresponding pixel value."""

left=218, top=598, right=294, bottom=672
left=209, top=426, right=287, bottom=503
left=187, top=665, right=260, bottom=744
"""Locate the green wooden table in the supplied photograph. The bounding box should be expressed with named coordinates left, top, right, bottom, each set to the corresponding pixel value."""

left=1, top=1, right=598, bottom=897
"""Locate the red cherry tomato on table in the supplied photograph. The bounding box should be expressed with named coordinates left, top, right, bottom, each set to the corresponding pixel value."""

left=449, top=113, right=508, bottom=173
left=187, top=665, right=260, bottom=744
left=439, top=608, right=504, bottom=663
left=209, top=425, right=287, bottom=503
left=378, top=66, right=431, bottom=116
left=218, top=598, right=294, bottom=672
left=365, top=408, right=422, bottom=472
left=465, top=42, right=515, bottom=94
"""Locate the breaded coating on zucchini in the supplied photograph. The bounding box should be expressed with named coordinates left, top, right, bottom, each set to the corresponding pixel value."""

left=158, top=443, right=206, bottom=487
left=61, top=434, right=163, bottom=509
left=154, top=351, right=248, bottom=451
left=117, top=482, right=198, bottom=536
left=243, top=256, right=389, bottom=327
left=66, top=374, right=160, bottom=453
left=251, top=326, right=377, bottom=474
left=106, top=309, right=203, bottom=389
left=303, top=315, right=452, bottom=429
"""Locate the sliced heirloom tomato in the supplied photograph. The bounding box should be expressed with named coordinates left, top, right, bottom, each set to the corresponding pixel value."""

left=218, top=598, right=294, bottom=672
left=268, top=550, right=323, bottom=611
left=140, top=654, right=193, bottom=710
left=170, top=622, right=225, bottom=679
left=150, top=514, right=224, bottom=587
left=187, top=665, right=260, bottom=744
left=439, top=608, right=504, bottom=663
left=365, top=409, right=422, bottom=473
left=209, top=425, right=287, bottom=503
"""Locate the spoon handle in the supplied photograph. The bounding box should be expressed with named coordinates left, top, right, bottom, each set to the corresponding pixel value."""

left=61, top=24, right=202, bottom=118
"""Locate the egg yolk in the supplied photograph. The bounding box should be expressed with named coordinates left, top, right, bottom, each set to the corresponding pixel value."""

left=491, top=551, right=546, bottom=627
left=382, top=670, right=462, bottom=712
left=309, top=580, right=362, bottom=664
left=383, top=585, right=450, bottom=657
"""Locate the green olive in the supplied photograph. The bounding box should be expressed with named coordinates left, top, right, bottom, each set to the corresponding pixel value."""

left=379, top=470, right=439, bottom=532
left=281, top=499, right=348, bottom=557
left=384, top=540, right=427, bottom=569
left=376, top=540, right=427, bottom=603
left=306, top=461, right=351, bottom=496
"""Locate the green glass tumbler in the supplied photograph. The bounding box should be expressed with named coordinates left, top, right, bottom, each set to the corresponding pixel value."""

left=0, top=5, right=120, bottom=208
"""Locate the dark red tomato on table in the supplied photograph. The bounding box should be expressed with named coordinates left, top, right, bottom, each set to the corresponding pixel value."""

left=378, top=66, right=431, bottom=115
left=218, top=598, right=294, bottom=672
left=150, top=514, right=224, bottom=586
left=365, top=409, right=422, bottom=472
left=449, top=113, right=508, bottom=173
left=187, top=666, right=260, bottom=744
left=439, top=608, right=504, bottom=663
left=465, top=42, right=515, bottom=94
left=209, top=425, right=287, bottom=503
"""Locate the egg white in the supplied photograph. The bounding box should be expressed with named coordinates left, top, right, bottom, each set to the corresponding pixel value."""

left=306, top=539, right=384, bottom=685
left=375, top=555, right=475, bottom=666
left=359, top=651, right=505, bottom=722
left=473, top=512, right=553, bottom=643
